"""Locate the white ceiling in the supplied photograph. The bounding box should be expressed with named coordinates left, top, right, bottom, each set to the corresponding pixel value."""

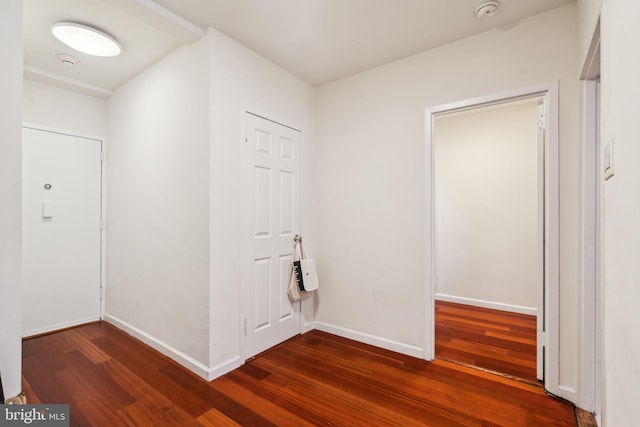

left=23, top=0, right=575, bottom=98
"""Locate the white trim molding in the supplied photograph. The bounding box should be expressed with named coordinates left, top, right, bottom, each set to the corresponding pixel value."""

left=24, top=65, right=114, bottom=99
left=577, top=16, right=602, bottom=414
left=559, top=385, right=578, bottom=404
left=435, top=294, right=537, bottom=316
left=22, top=122, right=104, bottom=143
left=206, top=356, right=244, bottom=382
left=310, top=321, right=424, bottom=359
left=22, top=316, right=101, bottom=339
left=104, top=314, right=241, bottom=381
left=106, top=0, right=203, bottom=43
left=302, top=321, right=316, bottom=334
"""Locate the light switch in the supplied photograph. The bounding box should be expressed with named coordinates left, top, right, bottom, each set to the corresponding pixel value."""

left=604, top=139, right=614, bottom=181
left=42, top=200, right=53, bottom=218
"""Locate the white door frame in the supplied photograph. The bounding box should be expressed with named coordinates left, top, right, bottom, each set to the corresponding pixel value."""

left=423, top=82, right=560, bottom=394
left=239, top=111, right=303, bottom=361
left=578, top=17, right=602, bottom=415
left=22, top=122, right=106, bottom=325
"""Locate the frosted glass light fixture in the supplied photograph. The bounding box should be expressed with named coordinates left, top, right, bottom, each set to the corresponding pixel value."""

left=51, top=22, right=121, bottom=57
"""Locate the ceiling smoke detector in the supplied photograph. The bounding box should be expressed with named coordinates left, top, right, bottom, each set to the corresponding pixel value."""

left=475, top=1, right=500, bottom=19
left=56, top=53, right=79, bottom=67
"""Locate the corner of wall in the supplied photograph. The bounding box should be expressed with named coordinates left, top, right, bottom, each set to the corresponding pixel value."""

left=105, top=33, right=212, bottom=372
left=577, top=0, right=602, bottom=71
left=0, top=0, right=23, bottom=399
left=104, top=314, right=214, bottom=381
left=206, top=22, right=316, bottom=372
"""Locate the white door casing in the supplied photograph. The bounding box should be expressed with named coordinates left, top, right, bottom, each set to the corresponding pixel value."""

left=22, top=126, right=102, bottom=337
left=425, top=83, right=560, bottom=395
left=537, top=100, right=546, bottom=381
left=578, top=27, right=602, bottom=413
left=241, top=113, right=302, bottom=359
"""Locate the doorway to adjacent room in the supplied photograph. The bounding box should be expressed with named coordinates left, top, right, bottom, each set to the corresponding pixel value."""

left=425, top=84, right=560, bottom=393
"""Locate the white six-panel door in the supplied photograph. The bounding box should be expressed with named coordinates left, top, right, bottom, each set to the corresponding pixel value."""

left=22, top=127, right=102, bottom=337
left=241, top=113, right=302, bottom=359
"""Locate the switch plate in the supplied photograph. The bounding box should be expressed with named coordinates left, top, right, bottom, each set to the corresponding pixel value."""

left=42, top=200, right=53, bottom=218
left=604, top=139, right=614, bottom=181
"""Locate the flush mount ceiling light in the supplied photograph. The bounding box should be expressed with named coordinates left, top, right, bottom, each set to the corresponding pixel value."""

left=51, top=22, right=121, bottom=57
left=475, top=1, right=500, bottom=19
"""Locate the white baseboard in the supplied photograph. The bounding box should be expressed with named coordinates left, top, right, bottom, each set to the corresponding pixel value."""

left=22, top=315, right=101, bottom=338
left=302, top=321, right=316, bottom=334
left=206, top=356, right=243, bottom=381
left=435, top=293, right=537, bottom=316
left=103, top=313, right=240, bottom=381
left=558, top=385, right=578, bottom=405
left=310, top=321, right=424, bottom=359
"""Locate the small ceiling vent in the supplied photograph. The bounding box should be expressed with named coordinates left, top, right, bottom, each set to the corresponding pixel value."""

left=475, top=1, right=500, bottom=19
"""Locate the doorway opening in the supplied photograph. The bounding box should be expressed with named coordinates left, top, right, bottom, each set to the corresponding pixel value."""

left=424, top=84, right=560, bottom=394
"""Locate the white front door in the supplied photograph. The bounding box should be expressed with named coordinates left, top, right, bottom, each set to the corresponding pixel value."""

left=22, top=127, right=102, bottom=337
left=241, top=113, right=302, bottom=359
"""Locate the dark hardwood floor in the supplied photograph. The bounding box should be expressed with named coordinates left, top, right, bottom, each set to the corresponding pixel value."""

left=22, top=321, right=576, bottom=426
left=435, top=300, right=538, bottom=382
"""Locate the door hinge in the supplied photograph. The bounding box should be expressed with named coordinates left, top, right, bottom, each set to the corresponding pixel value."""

left=537, top=104, right=546, bottom=130
left=100, top=219, right=105, bottom=231
left=244, top=127, right=248, bottom=144
left=538, top=330, right=547, bottom=347
left=100, top=152, right=105, bottom=163
left=243, top=317, right=248, bottom=337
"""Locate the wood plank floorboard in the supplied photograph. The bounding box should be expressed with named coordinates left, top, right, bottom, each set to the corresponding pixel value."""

left=22, top=321, right=575, bottom=426
left=435, top=300, right=538, bottom=383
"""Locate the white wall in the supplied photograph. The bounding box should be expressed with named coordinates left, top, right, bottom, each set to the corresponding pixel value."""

left=434, top=101, right=538, bottom=310
left=23, top=79, right=107, bottom=137
left=203, top=28, right=316, bottom=373
left=315, top=4, right=580, bottom=396
left=578, top=0, right=602, bottom=67
left=0, top=0, right=23, bottom=399
left=105, top=39, right=211, bottom=367
left=599, top=1, right=640, bottom=424
left=105, top=27, right=315, bottom=379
